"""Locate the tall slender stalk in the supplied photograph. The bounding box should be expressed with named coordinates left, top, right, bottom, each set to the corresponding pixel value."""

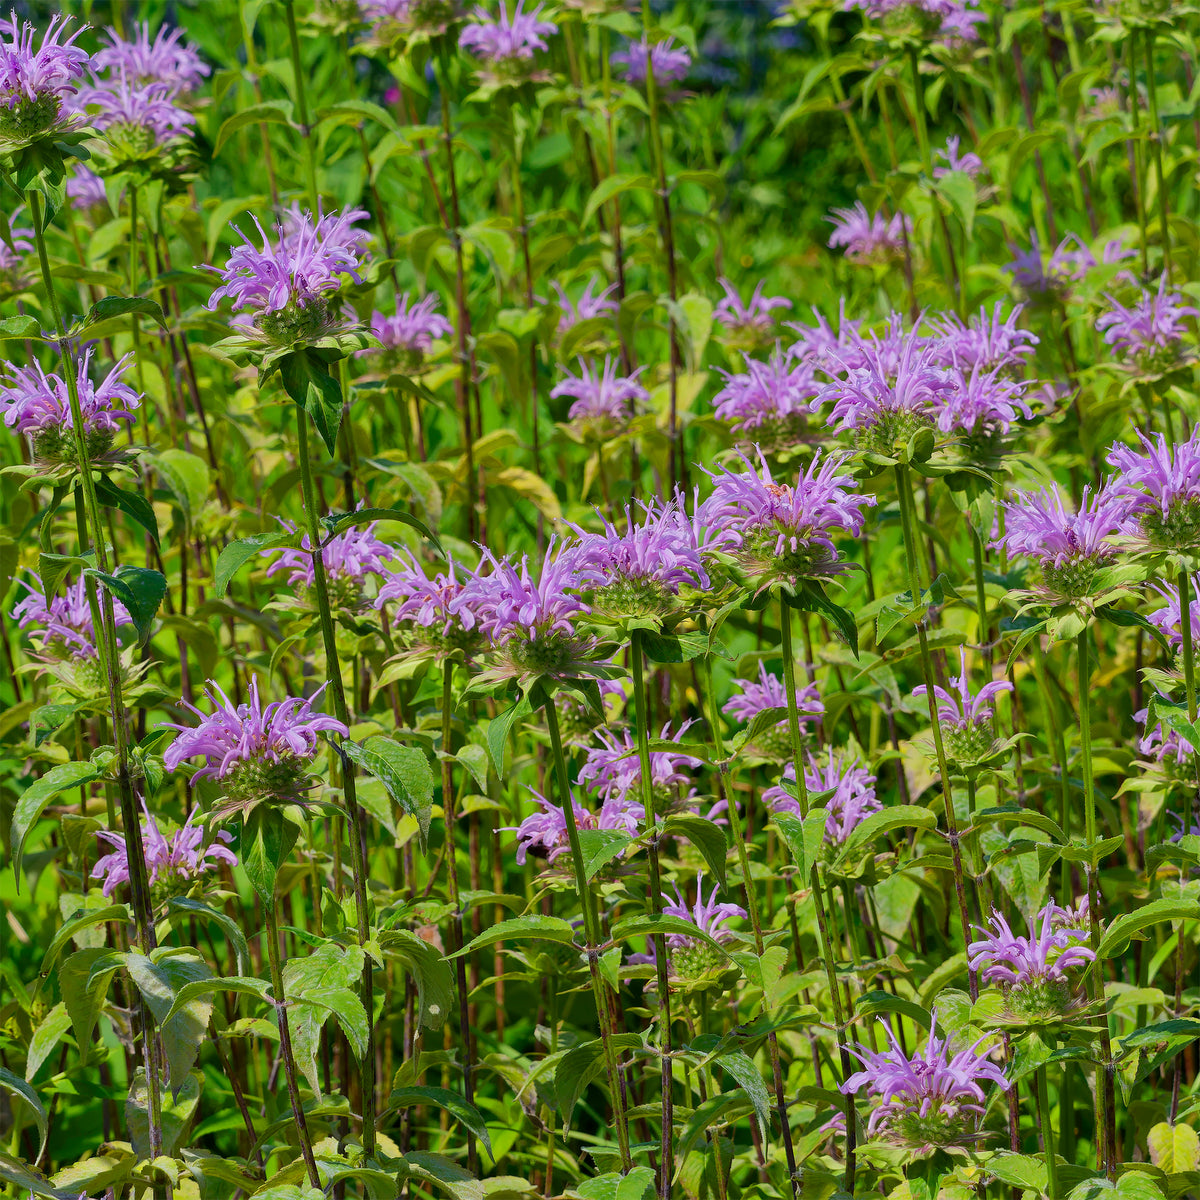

left=543, top=699, right=634, bottom=1171
left=894, top=464, right=977, bottom=1000
left=294, top=405, right=376, bottom=1157
left=1180, top=567, right=1197, bottom=723
left=283, top=0, right=320, bottom=212
left=1143, top=29, right=1172, bottom=275
left=630, top=628, right=674, bottom=1198
left=1036, top=1065, right=1060, bottom=1200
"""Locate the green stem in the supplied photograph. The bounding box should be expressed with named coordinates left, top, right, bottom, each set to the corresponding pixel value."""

left=779, top=602, right=855, bottom=1194
left=1036, top=1066, right=1059, bottom=1200
left=265, top=900, right=321, bottom=1186
left=1181, top=567, right=1197, bottom=724
left=1127, top=34, right=1150, bottom=279
left=971, top=524, right=991, bottom=671
left=294, top=404, right=376, bottom=1157
left=1143, top=29, right=1172, bottom=274
left=630, top=629, right=674, bottom=1199
left=543, top=699, right=634, bottom=1171
left=283, top=0, right=320, bottom=211
left=894, top=464, right=977, bottom=1000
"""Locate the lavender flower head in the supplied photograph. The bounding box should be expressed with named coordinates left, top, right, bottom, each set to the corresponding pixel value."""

left=1148, top=576, right=1200, bottom=652
left=66, top=164, right=107, bottom=213
left=207, top=208, right=367, bottom=347
left=1097, top=278, right=1198, bottom=376
left=578, top=721, right=702, bottom=808
left=931, top=360, right=1035, bottom=443
left=701, top=446, right=875, bottom=586
left=511, top=786, right=643, bottom=866
left=841, top=1017, right=1006, bottom=1151
left=552, top=356, right=648, bottom=440
left=995, top=482, right=1131, bottom=600
left=366, top=292, right=452, bottom=369
left=12, top=576, right=130, bottom=661
left=1005, top=232, right=1129, bottom=304
left=93, top=806, right=236, bottom=900
left=826, top=202, right=904, bottom=265
left=1107, top=427, right=1200, bottom=549
left=925, top=303, right=1038, bottom=373
left=0, top=13, right=89, bottom=147
left=0, top=348, right=140, bottom=462
left=764, top=750, right=881, bottom=845
left=162, top=677, right=349, bottom=809
left=968, top=904, right=1095, bottom=1017
left=77, top=70, right=195, bottom=148
left=846, top=0, right=987, bottom=42
left=264, top=511, right=399, bottom=603
left=912, top=646, right=1013, bottom=762
left=611, top=36, right=692, bottom=86
left=459, top=1, right=556, bottom=80
left=376, top=551, right=485, bottom=659
left=714, top=279, right=792, bottom=350
left=92, top=23, right=210, bottom=93
left=723, top=662, right=823, bottom=760
left=655, top=877, right=744, bottom=979
left=933, top=135, right=984, bottom=178
left=1137, top=702, right=1196, bottom=767
left=712, top=348, right=817, bottom=445
left=568, top=498, right=709, bottom=618
left=553, top=278, right=618, bottom=336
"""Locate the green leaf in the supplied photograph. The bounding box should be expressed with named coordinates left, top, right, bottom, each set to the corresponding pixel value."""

left=94, top=475, right=159, bottom=544
left=556, top=1033, right=642, bottom=1129
left=280, top=350, right=344, bottom=456
left=0, top=314, right=41, bottom=339
left=12, top=760, right=101, bottom=885
left=1097, top=899, right=1200, bottom=959
left=125, top=951, right=214, bottom=1091
left=773, top=809, right=828, bottom=881
left=0, top=1153, right=70, bottom=1199
left=582, top=173, right=654, bottom=225
left=77, top=295, right=167, bottom=332
left=213, top=530, right=299, bottom=597
left=787, top=581, right=858, bottom=656
left=387, top=1087, right=493, bottom=1157
left=988, top=1152, right=1047, bottom=1192
left=58, top=949, right=121, bottom=1051
left=713, top=1049, right=770, bottom=1142
left=380, top=929, right=453, bottom=1030
left=284, top=943, right=369, bottom=1095
left=1097, top=605, right=1172, bottom=653
left=837, top=804, right=938, bottom=863
left=974, top=805, right=1066, bottom=844
left=126, top=1066, right=200, bottom=1158
left=37, top=550, right=93, bottom=599
left=451, top=914, right=579, bottom=959
left=639, top=629, right=709, bottom=663
left=25, top=1003, right=71, bottom=1083
left=83, top=565, right=166, bottom=645
left=486, top=693, right=532, bottom=776
left=240, top=806, right=301, bottom=904
left=168, top=897, right=252, bottom=976
left=0, top=1068, right=48, bottom=1159
left=672, top=1092, right=754, bottom=1179
left=151, top=449, right=211, bottom=526
left=660, top=814, right=728, bottom=888
left=342, top=737, right=434, bottom=854
left=160, top=976, right=273, bottom=1029
left=214, top=100, right=295, bottom=156
left=323, top=505, right=442, bottom=556
left=609, top=913, right=730, bottom=958
left=578, top=828, right=633, bottom=881
left=1149, top=1122, right=1200, bottom=1172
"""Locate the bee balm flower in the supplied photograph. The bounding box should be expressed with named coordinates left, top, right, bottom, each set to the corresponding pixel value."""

left=0, top=13, right=90, bottom=150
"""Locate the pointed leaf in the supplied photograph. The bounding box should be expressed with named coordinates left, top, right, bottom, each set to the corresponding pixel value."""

left=12, top=760, right=101, bottom=885
left=342, top=737, right=434, bottom=854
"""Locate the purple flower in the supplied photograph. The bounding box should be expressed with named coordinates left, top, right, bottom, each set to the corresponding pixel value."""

left=913, top=647, right=1012, bottom=731
left=11, top=576, right=130, bottom=660
left=968, top=905, right=1094, bottom=993
left=1107, top=428, right=1200, bottom=549
left=552, top=356, right=648, bottom=436
left=611, top=36, right=692, bottom=86
left=206, top=208, right=367, bottom=345
left=568, top=498, right=709, bottom=613
left=510, top=786, right=643, bottom=865
left=66, top=163, right=106, bottom=211
left=846, top=0, right=987, bottom=41
left=553, top=278, right=618, bottom=335
left=365, top=292, right=452, bottom=367
left=77, top=70, right=195, bottom=143
left=362, top=0, right=459, bottom=40
left=925, top=303, right=1038, bottom=372
left=814, top=324, right=950, bottom=444
left=764, top=750, right=881, bottom=844
left=578, top=721, right=702, bottom=805
left=0, top=13, right=89, bottom=145
left=787, top=303, right=865, bottom=370
left=0, top=214, right=31, bottom=279
left=932, top=360, right=1035, bottom=439
left=162, top=677, right=349, bottom=804
left=264, top=511, right=399, bottom=595
left=92, top=22, right=209, bottom=93
left=459, top=1, right=556, bottom=66
left=713, top=348, right=817, bottom=438
left=701, top=446, right=875, bottom=582
left=714, top=278, right=792, bottom=338
left=92, top=806, right=236, bottom=899
left=375, top=551, right=485, bottom=657
left=0, top=347, right=140, bottom=459
left=1148, top=576, right=1200, bottom=651
left=933, top=135, right=983, bottom=178
left=995, top=483, right=1129, bottom=590
left=1005, top=231, right=1127, bottom=302
left=841, top=1017, right=1006, bottom=1149
left=1137, top=703, right=1195, bottom=765
left=723, top=662, right=823, bottom=734
left=1097, top=278, right=1198, bottom=373
left=826, top=202, right=904, bottom=264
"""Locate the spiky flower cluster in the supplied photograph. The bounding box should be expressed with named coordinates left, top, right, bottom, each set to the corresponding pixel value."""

left=376, top=552, right=486, bottom=659
left=0, top=13, right=89, bottom=148
left=826, top=202, right=904, bottom=265
left=578, top=721, right=702, bottom=811
left=367, top=292, right=453, bottom=371
left=162, top=678, right=349, bottom=807
left=846, top=0, right=987, bottom=41
left=714, top=279, right=792, bottom=353
left=264, top=514, right=399, bottom=605
left=913, top=647, right=1013, bottom=763
left=1097, top=279, right=1197, bottom=376
left=0, top=349, right=140, bottom=462
left=459, top=1, right=556, bottom=81
left=77, top=71, right=195, bottom=150
left=207, top=208, right=368, bottom=347
left=934, top=135, right=984, bottom=178
left=554, top=278, right=619, bottom=336
left=92, top=807, right=237, bottom=901
left=11, top=577, right=130, bottom=662
left=764, top=750, right=881, bottom=844
left=842, top=1018, right=1007, bottom=1151
left=658, top=878, right=744, bottom=979
left=511, top=786, right=642, bottom=866
left=968, top=905, right=1095, bottom=1018
left=1108, top=428, right=1200, bottom=550
left=1148, top=577, right=1200, bottom=652
left=723, top=662, right=823, bottom=759
left=611, top=37, right=692, bottom=86
left=92, top=22, right=209, bottom=93
left=713, top=349, right=817, bottom=445
left=552, top=356, right=648, bottom=441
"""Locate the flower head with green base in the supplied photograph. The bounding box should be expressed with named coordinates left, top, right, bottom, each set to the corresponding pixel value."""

left=375, top=551, right=486, bottom=660
left=77, top=69, right=195, bottom=169
left=1097, top=278, right=1197, bottom=377
left=0, top=12, right=89, bottom=152
left=162, top=677, right=348, bottom=813
left=723, top=662, right=823, bottom=759
left=92, top=22, right=209, bottom=93
left=657, top=877, right=745, bottom=980
left=264, top=509, right=399, bottom=607
left=912, top=646, right=1013, bottom=763
left=1107, top=428, right=1200, bottom=550
left=12, top=575, right=130, bottom=661
left=764, top=749, right=880, bottom=844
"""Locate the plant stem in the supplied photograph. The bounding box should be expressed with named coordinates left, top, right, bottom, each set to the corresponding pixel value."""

left=294, top=404, right=376, bottom=1157
left=1036, top=1065, right=1059, bottom=1199
left=544, top=699, right=634, bottom=1171
left=1143, top=29, right=1172, bottom=274
left=779, top=602, right=855, bottom=1194
left=971, top=523, right=991, bottom=671
left=894, top=464, right=977, bottom=1000
left=265, top=900, right=322, bottom=1186
left=283, top=0, right=320, bottom=212
left=630, top=628, right=674, bottom=1199
left=1180, top=569, right=1197, bottom=724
